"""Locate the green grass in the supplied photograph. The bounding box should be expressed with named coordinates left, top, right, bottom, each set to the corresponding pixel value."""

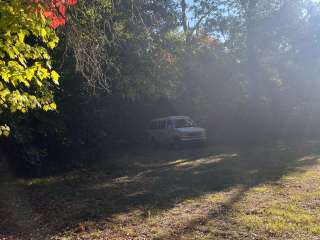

left=2, top=141, right=320, bottom=239
left=233, top=164, right=320, bottom=238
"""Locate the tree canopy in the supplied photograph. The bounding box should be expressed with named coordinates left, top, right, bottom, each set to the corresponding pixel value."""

left=2, top=0, right=320, bottom=175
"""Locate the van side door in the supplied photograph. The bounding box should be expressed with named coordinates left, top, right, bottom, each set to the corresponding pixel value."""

left=165, top=119, right=175, bottom=141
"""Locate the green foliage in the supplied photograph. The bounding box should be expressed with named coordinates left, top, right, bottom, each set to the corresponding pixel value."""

left=7, top=0, right=320, bottom=176
left=66, top=0, right=181, bottom=99
left=0, top=0, right=60, bottom=136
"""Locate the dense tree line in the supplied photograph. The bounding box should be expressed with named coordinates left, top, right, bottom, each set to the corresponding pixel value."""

left=2, top=0, right=320, bottom=175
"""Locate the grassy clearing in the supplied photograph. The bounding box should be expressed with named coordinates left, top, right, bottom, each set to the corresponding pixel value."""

left=234, top=167, right=320, bottom=239
left=2, top=141, right=320, bottom=239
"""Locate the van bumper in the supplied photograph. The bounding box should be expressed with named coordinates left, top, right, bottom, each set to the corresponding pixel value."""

left=179, top=137, right=207, bottom=144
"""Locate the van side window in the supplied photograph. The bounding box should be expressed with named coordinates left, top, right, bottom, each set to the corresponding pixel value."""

left=167, top=119, right=173, bottom=128
left=159, top=120, right=166, bottom=129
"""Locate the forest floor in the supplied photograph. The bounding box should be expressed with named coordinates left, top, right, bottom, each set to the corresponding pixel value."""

left=2, top=141, right=320, bottom=239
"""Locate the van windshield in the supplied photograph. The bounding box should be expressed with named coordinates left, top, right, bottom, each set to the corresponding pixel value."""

left=175, top=118, right=195, bottom=128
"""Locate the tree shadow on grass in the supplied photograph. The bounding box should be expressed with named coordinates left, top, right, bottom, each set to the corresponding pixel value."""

left=153, top=185, right=251, bottom=240
left=1, top=141, right=320, bottom=239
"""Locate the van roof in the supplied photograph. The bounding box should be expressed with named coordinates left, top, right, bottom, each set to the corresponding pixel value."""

left=151, top=116, right=190, bottom=121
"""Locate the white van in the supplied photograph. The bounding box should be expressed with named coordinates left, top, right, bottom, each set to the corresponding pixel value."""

left=148, top=116, right=207, bottom=146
